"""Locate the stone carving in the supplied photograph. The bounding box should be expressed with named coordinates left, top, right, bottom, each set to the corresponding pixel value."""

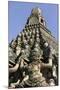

left=9, top=8, right=58, bottom=88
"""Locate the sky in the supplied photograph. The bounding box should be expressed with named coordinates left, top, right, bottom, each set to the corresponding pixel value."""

left=8, top=1, right=58, bottom=43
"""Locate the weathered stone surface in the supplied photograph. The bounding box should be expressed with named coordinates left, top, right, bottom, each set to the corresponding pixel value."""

left=9, top=8, right=58, bottom=88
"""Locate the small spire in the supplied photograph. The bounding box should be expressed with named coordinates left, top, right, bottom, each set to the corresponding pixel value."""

left=31, top=7, right=42, bottom=16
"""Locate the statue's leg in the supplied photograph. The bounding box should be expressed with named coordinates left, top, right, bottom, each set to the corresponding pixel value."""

left=40, top=80, right=49, bottom=87
left=35, top=77, right=49, bottom=87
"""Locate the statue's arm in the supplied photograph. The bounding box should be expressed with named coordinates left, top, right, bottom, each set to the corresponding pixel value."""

left=22, top=75, right=29, bottom=82
left=9, top=63, right=19, bottom=73
left=19, top=74, right=29, bottom=87
left=41, top=58, right=52, bottom=68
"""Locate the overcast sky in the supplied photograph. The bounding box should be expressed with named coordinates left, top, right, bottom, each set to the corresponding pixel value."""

left=8, top=1, right=58, bottom=43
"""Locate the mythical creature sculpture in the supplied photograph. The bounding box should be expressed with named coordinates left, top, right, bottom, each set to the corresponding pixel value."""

left=9, top=8, right=58, bottom=88
left=19, top=46, right=53, bottom=87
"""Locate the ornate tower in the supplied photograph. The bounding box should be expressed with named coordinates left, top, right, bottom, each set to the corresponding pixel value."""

left=26, top=7, right=58, bottom=52
left=9, top=7, right=58, bottom=88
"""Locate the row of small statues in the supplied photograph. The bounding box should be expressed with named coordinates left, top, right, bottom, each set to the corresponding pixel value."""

left=9, top=27, right=58, bottom=88
left=9, top=27, right=45, bottom=56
